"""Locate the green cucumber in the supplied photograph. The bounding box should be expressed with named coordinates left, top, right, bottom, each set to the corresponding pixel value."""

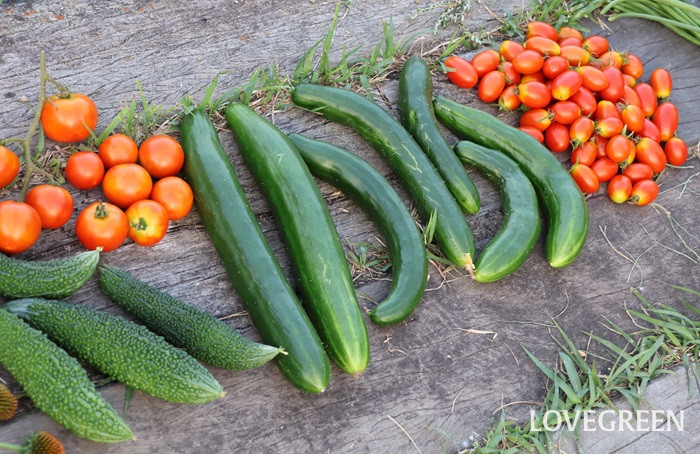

left=454, top=141, right=541, bottom=282
left=0, top=250, right=99, bottom=299
left=288, top=133, right=428, bottom=325
left=433, top=96, right=588, bottom=268
left=226, top=103, right=370, bottom=375
left=98, top=265, right=282, bottom=370
left=0, top=308, right=133, bottom=443
left=5, top=298, right=224, bottom=404
left=398, top=56, right=480, bottom=214
left=180, top=109, right=330, bottom=393
left=291, top=83, right=475, bottom=268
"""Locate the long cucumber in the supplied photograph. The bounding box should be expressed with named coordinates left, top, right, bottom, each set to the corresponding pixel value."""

left=226, top=103, right=370, bottom=375
left=288, top=133, right=428, bottom=325
left=180, top=109, right=330, bottom=393
left=291, top=83, right=475, bottom=268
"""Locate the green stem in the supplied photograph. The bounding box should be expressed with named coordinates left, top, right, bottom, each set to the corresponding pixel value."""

left=0, top=442, right=22, bottom=451
left=609, top=11, right=700, bottom=32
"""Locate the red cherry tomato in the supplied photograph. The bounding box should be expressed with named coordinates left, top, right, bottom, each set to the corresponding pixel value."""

left=652, top=102, right=679, bottom=142
left=595, top=117, right=624, bottom=138
left=569, top=117, right=595, bottom=145
left=582, top=35, right=609, bottom=57
left=520, top=108, right=553, bottom=131
left=592, top=134, right=609, bottom=159
left=623, top=163, right=654, bottom=184
left=542, top=56, right=569, bottom=79
left=512, top=50, right=544, bottom=75
left=551, top=70, right=582, bottom=101
left=75, top=201, right=128, bottom=252
left=102, top=163, right=153, bottom=209
left=444, top=56, right=479, bottom=89
left=518, top=126, right=544, bottom=143
left=0, top=146, right=20, bottom=189
left=595, top=50, right=624, bottom=69
left=570, top=163, right=599, bottom=194
left=560, top=45, right=590, bottom=66
left=138, top=135, right=185, bottom=179
left=25, top=185, right=74, bottom=229
left=635, top=138, right=667, bottom=173
left=0, top=201, right=41, bottom=254
left=606, top=134, right=634, bottom=163
left=40, top=93, right=98, bottom=143
left=608, top=175, right=633, bottom=204
left=621, top=54, right=643, bottom=79
left=471, top=49, right=501, bottom=78
left=126, top=199, right=169, bottom=247
left=98, top=134, right=139, bottom=169
left=621, top=86, right=642, bottom=109
left=477, top=71, right=506, bottom=103
left=545, top=122, right=570, bottom=153
left=629, top=180, right=659, bottom=206
left=634, top=83, right=658, bottom=117
left=664, top=138, right=688, bottom=166
left=570, top=142, right=597, bottom=166
left=623, top=74, right=637, bottom=88
left=558, top=37, right=582, bottom=48
left=558, top=27, right=583, bottom=42
left=65, top=151, right=105, bottom=190
left=595, top=100, right=621, bottom=121
left=499, top=40, right=525, bottom=61
left=517, top=81, right=551, bottom=108
left=575, top=65, right=609, bottom=92
left=639, top=119, right=662, bottom=143
left=591, top=157, right=619, bottom=183
left=650, top=68, right=672, bottom=99
left=550, top=101, right=581, bottom=125
left=525, top=36, right=560, bottom=56
left=526, top=21, right=559, bottom=41
left=570, top=87, right=597, bottom=116
left=598, top=67, right=624, bottom=102
left=499, top=61, right=521, bottom=85
left=498, top=85, right=521, bottom=111
left=150, top=176, right=194, bottom=220
left=621, top=105, right=645, bottom=133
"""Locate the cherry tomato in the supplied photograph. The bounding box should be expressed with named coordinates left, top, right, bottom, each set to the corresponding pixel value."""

left=102, top=163, right=153, bottom=209
left=595, top=50, right=624, bottom=69
left=629, top=180, right=659, bottom=206
left=65, top=151, right=105, bottom=190
left=150, top=176, right=194, bottom=220
left=542, top=56, right=569, bottom=80
left=634, top=83, right=658, bottom=117
left=518, top=126, right=544, bottom=143
left=25, top=185, right=73, bottom=229
left=512, top=50, right=544, bottom=75
left=138, top=135, right=185, bottom=179
left=520, top=71, right=546, bottom=84
left=444, top=56, right=479, bottom=89
left=621, top=54, right=643, bottom=78
left=550, top=101, right=581, bottom=125
left=622, top=74, right=637, bottom=88
left=499, top=61, right=521, bottom=85
left=525, top=36, right=560, bottom=56
left=75, top=201, right=128, bottom=252
left=498, top=85, right=521, bottom=111
left=126, top=200, right=169, bottom=247
left=570, top=142, right=597, bottom=166
left=517, top=81, right=551, bottom=108
left=635, top=138, right=667, bottom=173
left=570, top=163, right=599, bottom=193
left=551, top=70, right=582, bottom=101
left=639, top=119, right=662, bottom=143
left=595, top=100, right=621, bottom=121
left=545, top=122, right=570, bottom=152
left=570, top=87, right=597, bottom=116
left=598, top=66, right=624, bottom=102
left=40, top=93, right=98, bottom=143
left=98, top=134, right=139, bottom=169
left=595, top=117, right=624, bottom=138
left=560, top=45, right=590, bottom=66
left=0, top=201, right=41, bottom=254
left=582, top=35, right=609, bottom=57
left=576, top=65, right=609, bottom=92
left=471, top=49, right=501, bottom=78
left=569, top=117, right=595, bottom=145
left=558, top=37, right=582, bottom=48
left=620, top=105, right=645, bottom=133
left=623, top=163, right=654, bottom=184
left=519, top=108, right=553, bottom=131
left=499, top=40, right=525, bottom=61
left=526, top=21, right=559, bottom=41
left=664, top=137, right=688, bottom=166
left=621, top=86, right=642, bottom=109
left=606, top=134, right=633, bottom=163
left=608, top=175, right=633, bottom=204
left=650, top=68, right=672, bottom=98
left=558, top=26, right=583, bottom=41
left=592, top=134, right=609, bottom=159
left=591, top=157, right=619, bottom=183
left=0, top=146, right=20, bottom=189
left=652, top=102, right=679, bottom=142
left=478, top=71, right=506, bottom=103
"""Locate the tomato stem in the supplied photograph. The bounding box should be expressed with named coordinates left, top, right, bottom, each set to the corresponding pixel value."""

left=94, top=202, right=108, bottom=219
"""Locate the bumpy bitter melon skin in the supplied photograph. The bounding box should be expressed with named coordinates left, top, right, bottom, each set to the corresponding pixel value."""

left=4, top=299, right=224, bottom=404
left=0, top=250, right=99, bottom=299
left=98, top=265, right=282, bottom=370
left=0, top=308, right=134, bottom=443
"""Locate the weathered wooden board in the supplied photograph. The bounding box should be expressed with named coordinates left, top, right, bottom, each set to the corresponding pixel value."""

left=1, top=0, right=699, bottom=452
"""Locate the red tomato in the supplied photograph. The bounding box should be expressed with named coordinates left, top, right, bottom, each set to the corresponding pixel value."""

left=622, top=74, right=637, bottom=88
left=512, top=50, right=544, bottom=75
left=570, top=87, right=596, bottom=116
left=550, top=101, right=581, bottom=125
left=98, top=134, right=139, bottom=169
left=517, top=82, right=551, bottom=108
left=598, top=66, right=624, bottom=102
left=606, top=135, right=633, bottom=163
left=139, top=135, right=185, bottom=179
left=629, top=180, right=659, bottom=206
left=520, top=108, right=553, bottom=131
left=595, top=100, right=621, bottom=121
left=545, top=122, right=570, bottom=152
left=650, top=68, right=672, bottom=98
left=570, top=142, right=597, bottom=166
left=551, top=70, right=582, bottom=101
left=499, top=61, right=521, bottom=85
left=621, top=54, right=643, bottom=78
left=75, top=201, right=128, bottom=252
left=498, top=85, right=521, bottom=111
left=592, top=134, right=609, bottom=159
left=582, top=35, right=609, bottom=57
left=635, top=138, right=667, bottom=173
left=499, top=40, right=525, bottom=61
left=558, top=37, right=582, bottom=48
left=558, top=26, right=583, bottom=41
left=526, top=21, right=558, bottom=41
left=40, top=93, right=98, bottom=143
left=575, top=65, right=609, bottom=92
left=608, top=175, right=633, bottom=204
left=0, top=201, right=41, bottom=254
left=25, top=185, right=74, bottom=229
left=634, top=84, right=658, bottom=117
left=126, top=200, right=169, bottom=247
left=0, top=146, right=20, bottom=189
left=595, top=50, right=624, bottom=69
left=477, top=71, right=506, bottom=103
left=664, top=138, right=688, bottom=166
left=149, top=176, right=194, bottom=221
left=595, top=117, right=624, bottom=138
left=620, top=105, right=645, bottom=133
left=623, top=163, right=654, bottom=184
left=518, top=126, right=545, bottom=143
left=525, top=36, right=560, bottom=56
left=102, top=163, right=153, bottom=209
left=542, top=56, right=569, bottom=80
left=569, top=117, right=595, bottom=145
left=652, top=102, right=679, bottom=142
left=65, top=151, right=105, bottom=190
left=639, top=119, right=662, bottom=143
left=560, top=45, right=590, bottom=66
left=471, top=49, right=501, bottom=78
left=621, top=86, right=642, bottom=109
left=591, top=157, right=619, bottom=183
left=570, top=163, right=599, bottom=193
left=444, top=56, right=479, bottom=89
left=521, top=71, right=546, bottom=84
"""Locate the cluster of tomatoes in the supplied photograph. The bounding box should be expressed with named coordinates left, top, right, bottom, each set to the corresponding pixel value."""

left=0, top=93, right=193, bottom=255
left=444, top=21, right=689, bottom=206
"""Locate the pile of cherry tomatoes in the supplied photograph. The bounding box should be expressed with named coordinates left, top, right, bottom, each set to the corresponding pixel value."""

left=444, top=21, right=689, bottom=206
left=0, top=93, right=193, bottom=255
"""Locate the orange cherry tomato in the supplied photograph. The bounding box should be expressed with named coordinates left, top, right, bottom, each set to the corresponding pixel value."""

left=498, top=85, right=521, bottom=111
left=557, top=37, right=582, bottom=48
left=595, top=117, right=624, bottom=138
left=635, top=138, right=667, bottom=173
left=98, top=134, right=139, bottom=169
left=560, top=45, right=590, bottom=66
left=622, top=74, right=637, bottom=88
left=652, top=102, right=678, bottom=142
left=550, top=101, right=581, bottom=125
left=664, top=138, right=688, bottom=166
left=621, top=105, right=645, bottom=133
left=477, top=70, right=506, bottom=103
left=639, top=119, right=662, bottom=143
left=650, top=68, right=672, bottom=99
left=545, top=122, right=570, bottom=153
left=521, top=71, right=546, bottom=84
left=150, top=176, right=194, bottom=220
left=598, top=67, right=624, bottom=102
left=582, top=35, right=609, bottom=57
left=629, top=180, right=659, bottom=206
left=138, top=135, right=185, bottom=179
left=634, top=83, right=659, bottom=117
left=595, top=100, right=621, bottom=121
left=75, top=201, right=128, bottom=252
left=558, top=26, right=583, bottom=42
left=102, top=163, right=153, bottom=209
left=542, top=56, right=569, bottom=79
left=570, top=87, right=597, bottom=116
left=551, top=70, right=582, bottom=101
left=499, top=61, right=521, bottom=85
left=126, top=200, right=169, bottom=247
left=621, top=86, right=642, bottom=109
left=570, top=163, right=599, bottom=194
left=499, top=40, right=525, bottom=61
left=570, top=142, right=597, bottom=166
left=0, top=146, right=20, bottom=189
left=0, top=201, right=41, bottom=254
left=526, top=21, right=559, bottom=41
left=519, top=108, right=553, bottom=131
left=576, top=65, right=609, bottom=92
left=40, top=93, right=98, bottom=143
left=591, top=157, right=619, bottom=183
left=444, top=56, right=479, bottom=89
left=623, top=163, right=654, bottom=184
left=512, top=50, right=544, bottom=75
left=525, top=36, right=560, bottom=56
left=471, top=49, right=501, bottom=78
left=592, top=134, right=609, bottom=159
left=608, top=175, right=633, bottom=204
left=621, top=54, right=643, bottom=79
left=25, top=185, right=74, bottom=229
left=569, top=116, right=595, bottom=145
left=606, top=134, right=633, bottom=163
left=595, top=50, right=624, bottom=69
left=518, top=126, right=544, bottom=143
left=517, top=81, right=551, bottom=108
left=65, top=151, right=105, bottom=190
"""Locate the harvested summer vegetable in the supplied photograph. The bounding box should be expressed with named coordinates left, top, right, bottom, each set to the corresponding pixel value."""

left=0, top=308, right=133, bottom=443
left=98, top=265, right=283, bottom=370
left=180, top=109, right=330, bottom=393
left=288, top=133, right=428, bottom=325
left=226, top=103, right=370, bottom=375
left=5, top=298, right=224, bottom=404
